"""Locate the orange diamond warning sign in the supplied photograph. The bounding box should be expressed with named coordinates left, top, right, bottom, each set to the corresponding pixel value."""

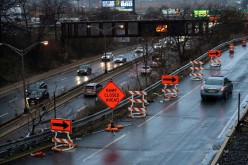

left=98, top=80, right=125, bottom=109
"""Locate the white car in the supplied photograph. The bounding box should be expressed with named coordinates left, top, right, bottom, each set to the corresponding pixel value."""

left=114, top=55, right=127, bottom=63
left=154, top=43, right=162, bottom=49
left=140, top=65, right=152, bottom=76
left=101, top=52, right=114, bottom=61
left=135, top=47, right=146, bottom=55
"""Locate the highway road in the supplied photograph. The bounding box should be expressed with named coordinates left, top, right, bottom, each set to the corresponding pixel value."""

left=0, top=47, right=151, bottom=125
left=7, top=44, right=248, bottom=165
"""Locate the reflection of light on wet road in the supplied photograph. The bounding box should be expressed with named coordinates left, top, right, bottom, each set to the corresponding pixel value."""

left=83, top=134, right=126, bottom=163
left=75, top=76, right=89, bottom=85
left=76, top=77, right=81, bottom=85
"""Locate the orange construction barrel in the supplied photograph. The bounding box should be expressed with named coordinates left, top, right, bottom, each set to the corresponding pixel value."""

left=242, top=38, right=246, bottom=47
left=229, top=43, right=234, bottom=53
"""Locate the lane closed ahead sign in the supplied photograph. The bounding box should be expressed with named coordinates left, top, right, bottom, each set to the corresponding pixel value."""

left=98, top=80, right=125, bottom=109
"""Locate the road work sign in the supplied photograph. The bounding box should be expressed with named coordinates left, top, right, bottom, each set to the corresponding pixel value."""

left=50, top=118, right=72, bottom=133
left=98, top=80, right=125, bottom=109
left=162, top=75, right=179, bottom=84
left=208, top=50, right=221, bottom=57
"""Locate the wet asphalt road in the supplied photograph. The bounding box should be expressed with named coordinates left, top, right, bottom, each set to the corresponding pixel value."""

left=7, top=45, right=248, bottom=165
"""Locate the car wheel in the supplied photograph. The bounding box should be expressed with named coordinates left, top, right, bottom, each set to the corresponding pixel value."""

left=78, top=73, right=80, bottom=76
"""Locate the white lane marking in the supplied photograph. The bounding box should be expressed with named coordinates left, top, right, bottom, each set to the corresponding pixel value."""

left=61, top=78, right=67, bottom=81
left=9, top=97, right=18, bottom=103
left=83, top=134, right=126, bottom=162
left=0, top=113, right=8, bottom=118
left=120, top=81, right=127, bottom=86
left=77, top=105, right=87, bottom=112
left=138, top=84, right=201, bottom=127
left=218, top=110, right=237, bottom=139
left=138, top=55, right=237, bottom=128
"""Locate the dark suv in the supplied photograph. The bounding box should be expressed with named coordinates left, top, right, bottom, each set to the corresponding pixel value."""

left=26, top=81, right=47, bottom=96
left=27, top=89, right=49, bottom=106
left=77, top=64, right=92, bottom=75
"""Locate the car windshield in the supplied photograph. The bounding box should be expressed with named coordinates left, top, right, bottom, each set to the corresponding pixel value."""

left=85, top=86, right=94, bottom=89
left=205, top=79, right=223, bottom=85
left=142, top=66, right=150, bottom=69
left=28, top=82, right=40, bottom=90
left=104, top=53, right=111, bottom=56
left=117, top=55, right=124, bottom=58
left=80, top=65, right=88, bottom=69
left=30, top=90, right=43, bottom=96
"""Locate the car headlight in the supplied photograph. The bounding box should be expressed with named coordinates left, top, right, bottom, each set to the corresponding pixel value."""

left=77, top=70, right=79, bottom=72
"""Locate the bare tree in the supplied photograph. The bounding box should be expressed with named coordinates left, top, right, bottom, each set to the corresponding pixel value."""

left=39, top=0, right=72, bottom=40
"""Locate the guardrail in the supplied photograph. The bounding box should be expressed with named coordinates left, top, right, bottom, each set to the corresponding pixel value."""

left=0, top=37, right=247, bottom=160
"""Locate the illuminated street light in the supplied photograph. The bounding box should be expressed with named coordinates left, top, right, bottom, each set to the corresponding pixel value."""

left=0, top=41, right=48, bottom=113
left=87, top=25, right=124, bottom=74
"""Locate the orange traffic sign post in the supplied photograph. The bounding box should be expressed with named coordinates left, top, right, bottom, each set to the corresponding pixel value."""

left=50, top=118, right=72, bottom=133
left=98, top=80, right=125, bottom=123
left=98, top=80, right=126, bottom=109
left=162, top=75, right=179, bottom=84
left=208, top=50, right=221, bottom=57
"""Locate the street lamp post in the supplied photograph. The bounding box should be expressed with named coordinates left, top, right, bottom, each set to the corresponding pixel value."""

left=0, top=41, right=48, bottom=113
left=87, top=25, right=123, bottom=74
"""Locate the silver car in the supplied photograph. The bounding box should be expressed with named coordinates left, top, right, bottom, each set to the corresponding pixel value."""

left=82, top=83, right=103, bottom=97
left=200, top=76, right=233, bottom=100
left=101, top=52, right=113, bottom=61
left=114, top=55, right=127, bottom=63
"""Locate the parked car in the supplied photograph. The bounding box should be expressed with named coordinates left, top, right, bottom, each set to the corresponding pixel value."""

left=27, top=89, right=49, bottom=105
left=82, top=83, right=103, bottom=97
left=101, top=52, right=114, bottom=61
left=26, top=81, right=47, bottom=96
left=114, top=55, right=127, bottom=63
left=200, top=76, right=233, bottom=100
left=140, top=65, right=152, bottom=76
left=77, top=64, right=92, bottom=75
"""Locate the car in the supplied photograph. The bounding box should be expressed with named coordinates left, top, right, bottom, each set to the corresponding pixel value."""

left=114, top=55, right=127, bottom=63
left=140, top=65, right=152, bottom=76
left=26, top=81, right=47, bottom=96
left=150, top=60, right=161, bottom=68
left=200, top=76, right=233, bottom=100
left=101, top=52, right=114, bottom=61
left=27, top=89, right=49, bottom=105
left=77, top=64, right=92, bottom=75
left=153, top=43, right=162, bottom=49
left=82, top=83, right=103, bottom=97
left=134, top=46, right=146, bottom=56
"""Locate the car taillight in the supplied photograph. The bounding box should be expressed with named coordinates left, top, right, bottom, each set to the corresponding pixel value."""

left=83, top=88, right=87, bottom=92
left=200, top=86, right=204, bottom=91
left=220, top=87, right=225, bottom=92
